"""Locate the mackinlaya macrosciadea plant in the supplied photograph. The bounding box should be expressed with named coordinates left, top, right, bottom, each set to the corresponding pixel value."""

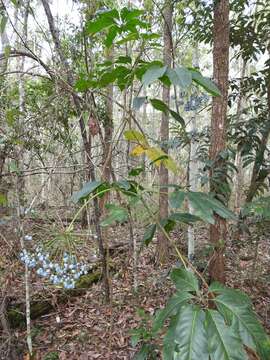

left=70, top=178, right=270, bottom=360
left=130, top=267, right=270, bottom=360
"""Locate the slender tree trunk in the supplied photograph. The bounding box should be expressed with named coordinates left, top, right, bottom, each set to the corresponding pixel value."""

left=234, top=59, right=247, bottom=212
left=209, top=0, right=230, bottom=284
left=41, top=0, right=110, bottom=301
left=187, top=45, right=199, bottom=261
left=156, top=0, right=173, bottom=264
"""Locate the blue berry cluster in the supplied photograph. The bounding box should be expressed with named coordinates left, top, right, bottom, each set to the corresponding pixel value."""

left=184, top=94, right=209, bottom=112
left=20, top=247, right=90, bottom=289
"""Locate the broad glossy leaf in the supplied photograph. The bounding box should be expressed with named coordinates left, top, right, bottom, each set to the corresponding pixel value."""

left=163, top=314, right=179, bottom=360
left=170, top=268, right=199, bottom=293
left=71, top=180, right=106, bottom=203
left=142, top=65, right=167, bottom=87
left=206, top=310, right=248, bottom=360
left=169, top=109, right=185, bottom=127
left=153, top=291, right=192, bottom=333
left=187, top=192, right=215, bottom=224
left=191, top=70, right=221, bottom=97
left=175, top=67, right=192, bottom=88
left=169, top=190, right=185, bottom=209
left=187, top=192, right=236, bottom=224
left=174, top=305, right=208, bottom=360
left=169, top=212, right=200, bottom=224
left=213, top=290, right=270, bottom=360
left=150, top=98, right=168, bottom=113
left=160, top=218, right=176, bottom=233
left=143, top=224, right=156, bottom=246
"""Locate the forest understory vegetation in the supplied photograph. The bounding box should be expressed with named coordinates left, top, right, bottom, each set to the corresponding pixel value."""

left=0, top=0, right=270, bottom=359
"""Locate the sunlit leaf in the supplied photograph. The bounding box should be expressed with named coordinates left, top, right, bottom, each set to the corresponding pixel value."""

left=130, top=145, right=145, bottom=156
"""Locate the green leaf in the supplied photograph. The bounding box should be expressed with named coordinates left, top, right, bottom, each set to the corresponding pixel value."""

left=187, top=192, right=215, bottom=224
left=0, top=193, right=7, bottom=205
left=128, top=166, right=144, bottom=177
left=166, top=67, right=192, bottom=89
left=150, top=98, right=168, bottom=113
left=0, top=15, right=7, bottom=34
left=113, top=180, right=139, bottom=196
left=169, top=110, right=185, bottom=127
left=170, top=268, right=199, bottom=293
left=143, top=224, right=156, bottom=246
left=117, top=33, right=139, bottom=44
left=213, top=288, right=270, bottom=360
left=133, top=96, right=147, bottom=110
left=173, top=305, right=208, bottom=360
left=206, top=310, right=248, bottom=360
left=130, top=329, right=142, bottom=347
left=115, top=55, right=132, bottom=64
left=101, top=204, right=128, bottom=226
left=75, top=76, right=92, bottom=92
left=86, top=9, right=119, bottom=35
left=104, top=25, right=118, bottom=47
left=169, top=212, right=200, bottom=224
left=71, top=180, right=106, bottom=203
left=169, top=190, right=185, bottom=209
left=121, top=7, right=144, bottom=21
left=163, top=314, right=179, bottom=360
left=153, top=291, right=192, bottom=333
left=142, top=65, right=167, bottom=87
left=191, top=70, right=221, bottom=97
left=186, top=192, right=237, bottom=224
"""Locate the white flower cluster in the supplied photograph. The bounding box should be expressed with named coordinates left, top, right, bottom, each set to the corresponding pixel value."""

left=19, top=247, right=89, bottom=289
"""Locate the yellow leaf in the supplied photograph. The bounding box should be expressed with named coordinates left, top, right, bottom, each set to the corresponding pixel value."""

left=145, top=147, right=165, bottom=165
left=145, top=147, right=178, bottom=174
left=130, top=145, right=145, bottom=156
left=124, top=129, right=148, bottom=146
left=164, top=157, right=178, bottom=174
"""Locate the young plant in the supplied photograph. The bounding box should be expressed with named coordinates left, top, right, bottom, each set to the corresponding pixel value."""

left=141, top=268, right=270, bottom=360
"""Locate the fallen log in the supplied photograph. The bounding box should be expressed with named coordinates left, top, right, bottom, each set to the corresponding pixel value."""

left=6, top=270, right=101, bottom=328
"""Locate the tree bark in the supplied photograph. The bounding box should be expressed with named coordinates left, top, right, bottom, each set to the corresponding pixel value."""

left=209, top=0, right=230, bottom=284
left=156, top=0, right=173, bottom=264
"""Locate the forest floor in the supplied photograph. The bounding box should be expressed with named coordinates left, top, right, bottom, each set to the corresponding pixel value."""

left=0, top=213, right=269, bottom=360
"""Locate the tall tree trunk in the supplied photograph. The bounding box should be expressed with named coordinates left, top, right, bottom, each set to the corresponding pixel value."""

left=41, top=0, right=110, bottom=301
left=209, top=0, right=230, bottom=284
left=156, top=0, right=173, bottom=264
